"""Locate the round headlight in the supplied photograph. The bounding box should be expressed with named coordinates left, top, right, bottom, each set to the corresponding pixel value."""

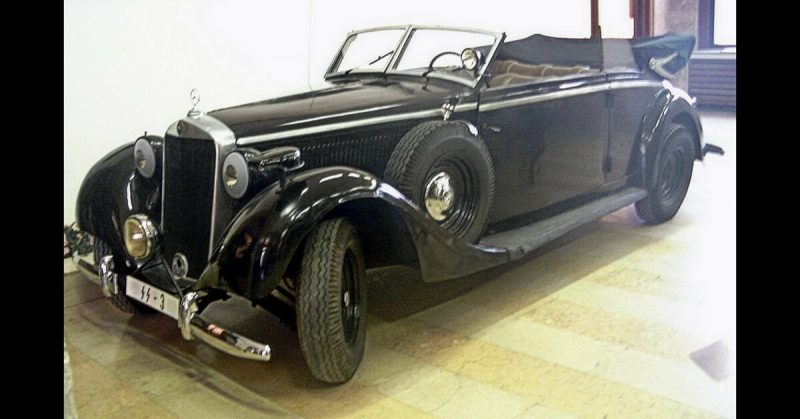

left=124, top=215, right=157, bottom=259
left=222, top=152, right=250, bottom=199
left=134, top=138, right=157, bottom=178
left=461, top=48, right=480, bottom=71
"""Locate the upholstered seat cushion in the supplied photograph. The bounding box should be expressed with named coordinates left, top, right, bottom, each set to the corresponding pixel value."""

left=490, top=59, right=598, bottom=87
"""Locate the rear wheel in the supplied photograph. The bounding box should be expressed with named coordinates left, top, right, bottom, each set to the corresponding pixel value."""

left=635, top=123, right=695, bottom=224
left=93, top=240, right=155, bottom=314
left=296, top=218, right=367, bottom=383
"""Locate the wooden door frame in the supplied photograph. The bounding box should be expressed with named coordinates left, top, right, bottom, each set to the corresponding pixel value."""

left=592, top=0, right=652, bottom=38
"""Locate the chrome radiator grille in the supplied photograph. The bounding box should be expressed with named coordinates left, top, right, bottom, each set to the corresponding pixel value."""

left=161, top=135, right=216, bottom=279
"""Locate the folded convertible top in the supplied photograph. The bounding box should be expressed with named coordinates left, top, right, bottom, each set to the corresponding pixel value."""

left=629, top=33, right=696, bottom=76
left=482, top=32, right=695, bottom=79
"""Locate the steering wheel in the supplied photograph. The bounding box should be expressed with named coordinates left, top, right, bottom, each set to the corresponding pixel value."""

left=422, top=51, right=461, bottom=77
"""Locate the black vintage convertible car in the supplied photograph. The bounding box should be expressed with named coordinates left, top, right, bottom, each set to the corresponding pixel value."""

left=68, top=25, right=723, bottom=383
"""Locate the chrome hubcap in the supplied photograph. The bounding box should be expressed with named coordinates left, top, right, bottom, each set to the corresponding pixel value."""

left=424, top=172, right=455, bottom=221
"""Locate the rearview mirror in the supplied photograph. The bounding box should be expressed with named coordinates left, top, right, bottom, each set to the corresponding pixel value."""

left=461, top=48, right=483, bottom=74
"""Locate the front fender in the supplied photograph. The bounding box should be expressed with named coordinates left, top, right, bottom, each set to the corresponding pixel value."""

left=197, top=166, right=382, bottom=299
left=196, top=166, right=509, bottom=300
left=75, top=139, right=162, bottom=270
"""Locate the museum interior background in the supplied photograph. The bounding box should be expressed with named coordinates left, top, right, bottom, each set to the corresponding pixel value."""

left=64, top=0, right=735, bottom=224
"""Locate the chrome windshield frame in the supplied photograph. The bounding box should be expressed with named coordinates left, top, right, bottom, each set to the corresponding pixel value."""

left=324, top=24, right=505, bottom=89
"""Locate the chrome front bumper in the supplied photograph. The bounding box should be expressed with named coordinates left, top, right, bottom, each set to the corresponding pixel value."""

left=178, top=291, right=271, bottom=361
left=71, top=252, right=100, bottom=286
left=71, top=251, right=272, bottom=362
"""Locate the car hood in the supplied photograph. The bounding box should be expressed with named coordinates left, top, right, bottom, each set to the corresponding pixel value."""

left=209, top=77, right=468, bottom=141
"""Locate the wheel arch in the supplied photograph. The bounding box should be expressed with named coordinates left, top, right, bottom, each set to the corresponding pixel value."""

left=280, top=197, right=421, bottom=288
left=670, top=111, right=703, bottom=160
left=196, top=166, right=425, bottom=301
left=324, top=198, right=420, bottom=270
left=636, top=86, right=704, bottom=187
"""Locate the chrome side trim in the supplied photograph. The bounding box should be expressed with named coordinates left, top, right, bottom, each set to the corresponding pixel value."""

left=608, top=80, right=663, bottom=90
left=239, top=82, right=657, bottom=144
left=454, top=102, right=478, bottom=112
left=480, top=80, right=662, bottom=112
left=238, top=108, right=442, bottom=145
left=388, top=71, right=476, bottom=87
left=280, top=104, right=404, bottom=126
left=165, top=114, right=237, bottom=258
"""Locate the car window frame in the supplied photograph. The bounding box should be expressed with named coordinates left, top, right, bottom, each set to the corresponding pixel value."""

left=325, top=25, right=505, bottom=89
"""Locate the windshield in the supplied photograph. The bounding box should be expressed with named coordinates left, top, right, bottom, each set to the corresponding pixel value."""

left=332, top=29, right=405, bottom=74
left=395, top=29, right=495, bottom=79
left=327, top=26, right=502, bottom=86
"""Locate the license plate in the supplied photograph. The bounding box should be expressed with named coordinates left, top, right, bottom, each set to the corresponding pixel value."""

left=126, top=276, right=179, bottom=319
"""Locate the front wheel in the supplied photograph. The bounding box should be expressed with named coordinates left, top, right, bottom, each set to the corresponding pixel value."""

left=635, top=123, right=696, bottom=224
left=297, top=218, right=367, bottom=383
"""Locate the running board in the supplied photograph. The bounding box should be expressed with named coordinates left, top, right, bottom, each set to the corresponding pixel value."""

left=479, top=187, right=647, bottom=259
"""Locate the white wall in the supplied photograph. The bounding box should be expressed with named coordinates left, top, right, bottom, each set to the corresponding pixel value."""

left=64, top=0, right=591, bottom=224
left=64, top=0, right=312, bottom=224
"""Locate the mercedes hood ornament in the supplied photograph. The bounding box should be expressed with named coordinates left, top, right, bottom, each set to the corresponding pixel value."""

left=187, top=88, right=202, bottom=116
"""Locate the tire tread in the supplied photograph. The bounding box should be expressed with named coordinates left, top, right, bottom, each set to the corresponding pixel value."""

left=635, top=123, right=694, bottom=224
left=297, top=218, right=366, bottom=383
left=384, top=121, right=495, bottom=241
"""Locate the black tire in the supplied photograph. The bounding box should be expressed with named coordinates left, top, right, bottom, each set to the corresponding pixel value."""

left=635, top=123, right=696, bottom=224
left=297, top=218, right=367, bottom=383
left=93, top=239, right=155, bottom=314
left=384, top=121, right=495, bottom=242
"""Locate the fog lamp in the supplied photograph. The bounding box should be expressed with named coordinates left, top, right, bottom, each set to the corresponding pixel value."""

left=124, top=215, right=158, bottom=259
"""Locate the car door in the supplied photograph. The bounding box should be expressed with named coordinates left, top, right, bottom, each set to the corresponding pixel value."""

left=601, top=39, right=665, bottom=189
left=478, top=74, right=610, bottom=225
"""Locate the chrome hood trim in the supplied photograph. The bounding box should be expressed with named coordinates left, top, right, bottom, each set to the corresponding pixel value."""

left=236, top=102, right=477, bottom=146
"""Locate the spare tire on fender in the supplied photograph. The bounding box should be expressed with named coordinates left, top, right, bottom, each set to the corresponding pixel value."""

left=384, top=121, right=495, bottom=243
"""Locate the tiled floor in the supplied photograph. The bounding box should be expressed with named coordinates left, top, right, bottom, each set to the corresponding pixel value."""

left=64, top=110, right=736, bottom=418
